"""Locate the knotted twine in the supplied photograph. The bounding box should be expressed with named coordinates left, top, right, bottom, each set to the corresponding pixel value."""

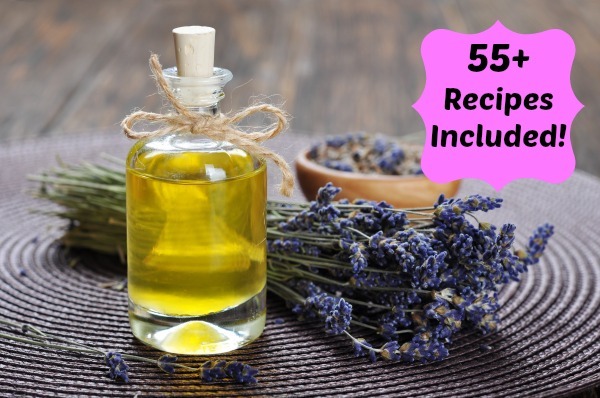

left=121, top=54, right=294, bottom=196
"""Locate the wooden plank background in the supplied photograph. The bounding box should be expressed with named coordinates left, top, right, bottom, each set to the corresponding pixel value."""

left=0, top=0, right=598, bottom=178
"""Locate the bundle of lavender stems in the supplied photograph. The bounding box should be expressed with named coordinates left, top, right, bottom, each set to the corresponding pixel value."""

left=30, top=157, right=553, bottom=364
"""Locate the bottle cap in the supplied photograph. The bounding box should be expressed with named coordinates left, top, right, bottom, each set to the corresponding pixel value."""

left=173, top=26, right=215, bottom=77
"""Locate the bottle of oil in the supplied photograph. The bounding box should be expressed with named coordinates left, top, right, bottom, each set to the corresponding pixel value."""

left=126, top=26, right=266, bottom=354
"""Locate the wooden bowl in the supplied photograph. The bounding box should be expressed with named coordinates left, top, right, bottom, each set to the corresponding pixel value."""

left=295, top=150, right=461, bottom=208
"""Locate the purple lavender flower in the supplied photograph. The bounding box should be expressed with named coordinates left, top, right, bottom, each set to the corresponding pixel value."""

left=267, top=238, right=323, bottom=258
left=378, top=322, right=397, bottom=341
left=279, top=183, right=344, bottom=233
left=435, top=194, right=503, bottom=213
left=268, top=238, right=303, bottom=254
left=376, top=311, right=413, bottom=340
left=458, top=289, right=500, bottom=333
left=377, top=147, right=405, bottom=174
left=157, top=354, right=177, bottom=374
left=325, top=298, right=353, bottom=335
left=317, top=204, right=341, bottom=222
left=434, top=195, right=503, bottom=232
left=105, top=352, right=129, bottom=383
left=200, top=360, right=227, bottom=382
left=450, top=233, right=474, bottom=258
left=348, top=242, right=368, bottom=273
left=476, top=313, right=500, bottom=333
left=352, top=338, right=377, bottom=362
left=343, top=201, right=409, bottom=237
left=326, top=136, right=349, bottom=148
left=308, top=144, right=319, bottom=159
left=432, top=196, right=512, bottom=291
left=433, top=324, right=454, bottom=341
left=294, top=289, right=353, bottom=335
left=225, top=361, right=259, bottom=384
left=293, top=280, right=324, bottom=297
left=323, top=160, right=354, bottom=172
left=423, top=299, right=463, bottom=332
left=399, top=333, right=449, bottom=363
left=278, top=210, right=317, bottom=232
left=390, top=306, right=415, bottom=327
left=316, top=183, right=342, bottom=206
left=496, top=224, right=523, bottom=282
left=521, top=223, right=554, bottom=267
left=380, top=341, right=400, bottom=361
left=371, top=138, right=386, bottom=154
left=497, top=223, right=516, bottom=247
left=424, top=299, right=451, bottom=322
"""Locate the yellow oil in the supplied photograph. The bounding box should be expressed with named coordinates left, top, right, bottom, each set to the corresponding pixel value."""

left=126, top=135, right=267, bottom=320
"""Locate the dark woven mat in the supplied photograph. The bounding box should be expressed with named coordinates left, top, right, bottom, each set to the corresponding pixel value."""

left=0, top=131, right=599, bottom=397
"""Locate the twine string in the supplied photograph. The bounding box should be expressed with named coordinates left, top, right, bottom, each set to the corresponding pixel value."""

left=121, top=54, right=294, bottom=197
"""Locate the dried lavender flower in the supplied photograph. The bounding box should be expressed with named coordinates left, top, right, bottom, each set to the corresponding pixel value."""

left=157, top=354, right=178, bottom=374
left=106, top=352, right=130, bottom=383
left=294, top=290, right=353, bottom=335
left=200, top=360, right=259, bottom=384
left=307, top=133, right=422, bottom=176
left=225, top=361, right=259, bottom=384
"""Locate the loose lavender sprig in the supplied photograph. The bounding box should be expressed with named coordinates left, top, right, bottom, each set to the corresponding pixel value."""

left=0, top=318, right=258, bottom=384
left=199, top=360, right=259, bottom=384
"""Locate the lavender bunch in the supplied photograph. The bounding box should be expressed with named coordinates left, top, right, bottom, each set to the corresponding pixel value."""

left=266, top=184, right=553, bottom=363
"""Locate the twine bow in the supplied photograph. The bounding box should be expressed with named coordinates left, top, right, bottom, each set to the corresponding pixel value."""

left=121, top=54, right=294, bottom=197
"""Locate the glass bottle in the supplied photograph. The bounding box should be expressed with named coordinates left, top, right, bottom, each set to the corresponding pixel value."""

left=126, top=36, right=267, bottom=355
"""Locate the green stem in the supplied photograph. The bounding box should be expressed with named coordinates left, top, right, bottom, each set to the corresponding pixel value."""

left=267, top=230, right=339, bottom=246
left=350, top=319, right=378, bottom=331
left=290, top=267, right=350, bottom=287
left=118, top=354, right=198, bottom=371
left=1, top=319, right=105, bottom=355
left=267, top=252, right=404, bottom=275
left=343, top=330, right=382, bottom=353
left=0, top=332, right=99, bottom=355
left=28, top=175, right=126, bottom=193
left=407, top=217, right=434, bottom=222
left=343, top=298, right=423, bottom=312
left=344, top=227, right=371, bottom=240
left=267, top=280, right=306, bottom=304
left=363, top=286, right=431, bottom=294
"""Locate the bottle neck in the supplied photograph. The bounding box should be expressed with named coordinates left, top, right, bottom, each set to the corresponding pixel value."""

left=162, top=66, right=232, bottom=117
left=182, top=103, right=220, bottom=117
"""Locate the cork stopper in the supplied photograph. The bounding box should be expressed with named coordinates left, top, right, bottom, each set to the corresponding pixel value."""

left=173, top=26, right=215, bottom=77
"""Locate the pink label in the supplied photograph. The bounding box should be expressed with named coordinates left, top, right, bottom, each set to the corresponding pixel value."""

left=413, top=21, right=583, bottom=190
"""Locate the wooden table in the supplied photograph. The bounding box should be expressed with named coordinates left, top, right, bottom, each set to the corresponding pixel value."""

left=1, top=0, right=599, bottom=177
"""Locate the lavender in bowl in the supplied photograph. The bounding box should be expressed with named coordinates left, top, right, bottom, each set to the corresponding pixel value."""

left=296, top=133, right=461, bottom=208
left=308, top=133, right=423, bottom=176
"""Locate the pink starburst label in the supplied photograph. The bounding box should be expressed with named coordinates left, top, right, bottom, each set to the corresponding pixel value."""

left=413, top=21, right=583, bottom=190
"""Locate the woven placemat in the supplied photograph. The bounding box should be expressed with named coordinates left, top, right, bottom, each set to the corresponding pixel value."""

left=0, top=131, right=599, bottom=397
